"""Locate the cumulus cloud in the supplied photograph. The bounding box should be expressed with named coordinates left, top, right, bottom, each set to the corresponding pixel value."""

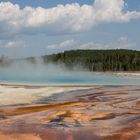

left=47, top=39, right=77, bottom=49
left=80, top=42, right=103, bottom=49
left=0, top=40, right=24, bottom=48
left=47, top=36, right=136, bottom=51
left=80, top=37, right=136, bottom=50
left=0, top=0, right=140, bottom=39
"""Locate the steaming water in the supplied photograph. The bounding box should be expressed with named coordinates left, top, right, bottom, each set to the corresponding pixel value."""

left=0, top=62, right=140, bottom=85
left=0, top=72, right=139, bottom=85
left=0, top=71, right=140, bottom=85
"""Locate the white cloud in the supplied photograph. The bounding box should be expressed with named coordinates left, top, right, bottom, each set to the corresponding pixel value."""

left=47, top=39, right=77, bottom=49
left=80, top=42, right=104, bottom=49
left=0, top=0, right=140, bottom=39
left=47, top=37, right=136, bottom=51
left=0, top=40, right=24, bottom=48
left=80, top=37, right=136, bottom=50
left=119, top=36, right=128, bottom=42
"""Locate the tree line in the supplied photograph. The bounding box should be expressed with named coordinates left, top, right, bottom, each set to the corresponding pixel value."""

left=42, top=49, right=140, bottom=71
left=1, top=49, right=140, bottom=71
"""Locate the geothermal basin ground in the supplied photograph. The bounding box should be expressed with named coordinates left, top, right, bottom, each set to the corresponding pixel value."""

left=0, top=85, right=140, bottom=140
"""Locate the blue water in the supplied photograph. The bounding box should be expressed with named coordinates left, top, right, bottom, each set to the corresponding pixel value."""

left=0, top=62, right=139, bottom=85
left=0, top=71, right=139, bottom=85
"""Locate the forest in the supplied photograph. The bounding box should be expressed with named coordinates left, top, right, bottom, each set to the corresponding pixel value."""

left=43, top=49, right=140, bottom=71
left=0, top=49, right=140, bottom=71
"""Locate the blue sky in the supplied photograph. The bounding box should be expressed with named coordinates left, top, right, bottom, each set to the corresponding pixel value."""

left=1, top=0, right=140, bottom=10
left=0, top=0, right=93, bottom=8
left=0, top=0, right=140, bottom=58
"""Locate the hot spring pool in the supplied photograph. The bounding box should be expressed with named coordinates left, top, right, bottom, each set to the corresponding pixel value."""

left=0, top=71, right=140, bottom=85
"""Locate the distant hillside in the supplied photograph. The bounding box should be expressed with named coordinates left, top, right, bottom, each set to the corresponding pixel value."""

left=42, top=49, right=140, bottom=71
